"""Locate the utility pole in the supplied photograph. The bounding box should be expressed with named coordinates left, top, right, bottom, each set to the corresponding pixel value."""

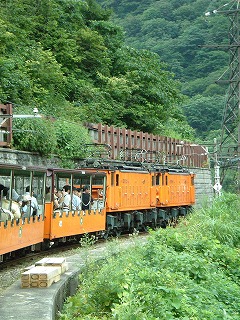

left=216, top=1, right=240, bottom=193
left=204, top=1, right=240, bottom=192
left=213, top=138, right=222, bottom=196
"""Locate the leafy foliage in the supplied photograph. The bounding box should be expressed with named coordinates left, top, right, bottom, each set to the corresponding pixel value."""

left=183, top=95, right=224, bottom=139
left=12, top=115, right=93, bottom=166
left=60, top=193, right=240, bottom=320
left=0, top=0, right=194, bottom=150
left=13, top=117, right=57, bottom=156
left=53, top=119, right=93, bottom=167
left=97, top=0, right=230, bottom=141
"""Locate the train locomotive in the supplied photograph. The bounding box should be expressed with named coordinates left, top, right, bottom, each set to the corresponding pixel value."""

left=0, top=160, right=195, bottom=262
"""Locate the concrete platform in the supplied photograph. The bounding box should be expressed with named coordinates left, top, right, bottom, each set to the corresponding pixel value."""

left=0, top=237, right=146, bottom=320
left=0, top=246, right=107, bottom=320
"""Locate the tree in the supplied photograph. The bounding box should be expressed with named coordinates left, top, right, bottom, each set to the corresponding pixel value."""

left=97, top=0, right=230, bottom=140
left=0, top=0, right=197, bottom=158
left=183, top=95, right=224, bottom=139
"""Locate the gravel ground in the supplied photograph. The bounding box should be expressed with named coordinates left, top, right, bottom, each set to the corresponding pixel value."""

left=0, top=249, right=73, bottom=295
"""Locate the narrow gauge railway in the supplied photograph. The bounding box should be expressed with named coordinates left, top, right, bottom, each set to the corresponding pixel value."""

left=0, top=159, right=195, bottom=263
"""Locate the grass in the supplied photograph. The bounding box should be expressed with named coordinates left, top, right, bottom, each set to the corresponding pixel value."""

left=59, top=193, right=240, bottom=320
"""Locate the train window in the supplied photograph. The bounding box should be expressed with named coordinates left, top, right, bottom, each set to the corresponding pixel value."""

left=191, top=176, right=194, bottom=186
left=111, top=172, right=114, bottom=186
left=165, top=175, right=168, bottom=186
left=32, top=175, right=45, bottom=206
left=92, top=177, right=104, bottom=185
left=152, top=176, right=155, bottom=186
left=156, top=174, right=160, bottom=186
left=162, top=174, right=165, bottom=186
left=116, top=174, right=119, bottom=186
left=0, top=166, right=46, bottom=219
left=45, top=176, right=52, bottom=202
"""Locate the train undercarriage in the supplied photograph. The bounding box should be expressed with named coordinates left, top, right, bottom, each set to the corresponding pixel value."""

left=104, top=205, right=192, bottom=238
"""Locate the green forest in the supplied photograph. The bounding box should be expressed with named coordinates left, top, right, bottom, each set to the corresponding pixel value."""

left=97, top=0, right=230, bottom=142
left=0, top=0, right=196, bottom=160
left=0, top=0, right=233, bottom=167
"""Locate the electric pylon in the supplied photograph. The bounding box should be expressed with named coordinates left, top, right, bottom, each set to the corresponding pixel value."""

left=215, top=0, right=240, bottom=193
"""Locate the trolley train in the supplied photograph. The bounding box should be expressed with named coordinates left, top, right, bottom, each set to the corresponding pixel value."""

left=0, top=160, right=195, bottom=262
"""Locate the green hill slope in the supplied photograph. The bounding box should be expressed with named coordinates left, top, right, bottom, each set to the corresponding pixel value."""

left=0, top=0, right=193, bottom=143
left=97, top=0, right=229, bottom=140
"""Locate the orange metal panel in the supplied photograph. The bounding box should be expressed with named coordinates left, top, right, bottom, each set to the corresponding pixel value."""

left=44, top=203, right=53, bottom=239
left=0, top=219, right=44, bottom=255
left=156, top=173, right=195, bottom=208
left=46, top=209, right=106, bottom=240
left=106, top=170, right=152, bottom=212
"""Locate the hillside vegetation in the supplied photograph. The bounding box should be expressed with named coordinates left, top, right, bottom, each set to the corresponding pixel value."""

left=0, top=0, right=195, bottom=161
left=97, top=0, right=230, bottom=141
left=59, top=193, right=240, bottom=319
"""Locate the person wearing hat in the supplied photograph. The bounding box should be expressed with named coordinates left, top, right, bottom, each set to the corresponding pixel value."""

left=21, top=194, right=32, bottom=218
left=24, top=186, right=39, bottom=217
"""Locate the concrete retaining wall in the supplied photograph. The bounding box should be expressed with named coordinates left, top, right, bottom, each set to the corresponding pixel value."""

left=191, top=167, right=214, bottom=208
left=0, top=148, right=60, bottom=167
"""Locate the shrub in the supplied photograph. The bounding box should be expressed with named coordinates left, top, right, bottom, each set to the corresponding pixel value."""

left=12, top=117, right=57, bottom=155
left=60, top=194, right=240, bottom=319
left=53, top=119, right=93, bottom=167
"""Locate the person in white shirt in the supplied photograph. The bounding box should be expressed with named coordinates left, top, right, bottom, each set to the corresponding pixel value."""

left=59, top=185, right=71, bottom=210
left=72, top=187, right=81, bottom=210
left=24, top=186, right=39, bottom=217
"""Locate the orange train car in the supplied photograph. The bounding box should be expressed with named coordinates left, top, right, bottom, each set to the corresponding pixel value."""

left=77, top=160, right=195, bottom=234
left=0, top=164, right=46, bottom=260
left=0, top=160, right=195, bottom=261
left=43, top=168, right=107, bottom=244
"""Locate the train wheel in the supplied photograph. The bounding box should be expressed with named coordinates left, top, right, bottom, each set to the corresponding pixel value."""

left=161, top=220, right=167, bottom=228
left=113, top=228, right=121, bottom=238
left=102, top=229, right=109, bottom=240
left=41, top=240, right=55, bottom=250
left=151, top=220, right=157, bottom=230
left=141, top=224, right=148, bottom=232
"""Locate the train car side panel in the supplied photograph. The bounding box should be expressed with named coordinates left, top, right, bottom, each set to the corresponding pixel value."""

left=0, top=219, right=44, bottom=255
left=106, top=170, right=153, bottom=212
left=43, top=202, right=53, bottom=239
left=190, top=174, right=195, bottom=205
left=44, top=209, right=106, bottom=240
left=157, top=172, right=196, bottom=208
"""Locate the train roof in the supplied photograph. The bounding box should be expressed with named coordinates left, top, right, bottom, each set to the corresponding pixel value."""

left=0, top=163, right=47, bottom=174
left=76, top=158, right=191, bottom=173
left=47, top=167, right=106, bottom=177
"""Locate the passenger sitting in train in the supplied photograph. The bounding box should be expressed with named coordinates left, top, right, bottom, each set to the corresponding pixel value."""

left=81, top=185, right=93, bottom=211
left=72, top=187, right=81, bottom=211
left=21, top=194, right=32, bottom=218
left=58, top=185, right=71, bottom=210
left=0, top=184, right=21, bottom=202
left=76, top=187, right=82, bottom=197
left=0, top=187, right=21, bottom=220
left=53, top=187, right=62, bottom=210
left=24, top=186, right=39, bottom=217
left=45, top=186, right=51, bottom=202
